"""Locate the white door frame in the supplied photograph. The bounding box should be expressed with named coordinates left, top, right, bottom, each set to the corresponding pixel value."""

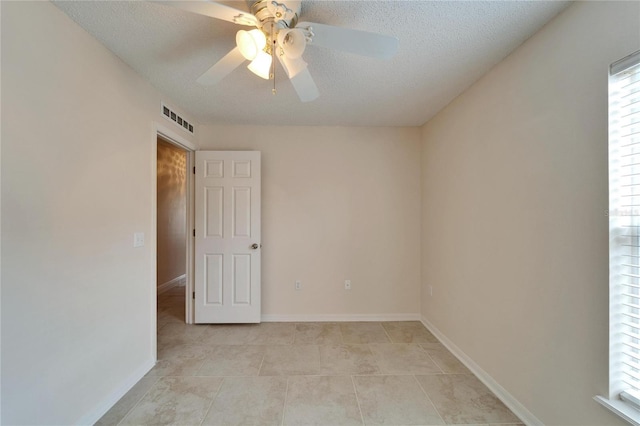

left=151, top=122, right=197, bottom=358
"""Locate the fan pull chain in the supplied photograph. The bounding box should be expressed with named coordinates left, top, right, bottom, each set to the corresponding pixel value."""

left=271, top=25, right=277, bottom=95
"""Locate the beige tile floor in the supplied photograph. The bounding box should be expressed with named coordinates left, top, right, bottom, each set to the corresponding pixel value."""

left=97, top=286, right=523, bottom=426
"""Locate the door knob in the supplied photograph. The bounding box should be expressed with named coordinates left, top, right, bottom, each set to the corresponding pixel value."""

left=251, top=243, right=260, bottom=249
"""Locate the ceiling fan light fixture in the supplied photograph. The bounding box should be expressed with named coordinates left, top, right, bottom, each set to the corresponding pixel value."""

left=248, top=50, right=272, bottom=79
left=277, top=28, right=306, bottom=59
left=236, top=29, right=267, bottom=61
left=167, top=0, right=399, bottom=102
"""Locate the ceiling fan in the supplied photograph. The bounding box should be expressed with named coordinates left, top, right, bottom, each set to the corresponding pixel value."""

left=156, top=0, right=399, bottom=102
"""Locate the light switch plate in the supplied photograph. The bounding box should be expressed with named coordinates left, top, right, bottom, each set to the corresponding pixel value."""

left=133, top=232, right=145, bottom=248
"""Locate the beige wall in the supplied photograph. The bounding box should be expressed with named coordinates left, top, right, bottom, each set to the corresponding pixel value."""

left=1, top=2, right=197, bottom=424
left=4, top=0, right=637, bottom=424
left=420, top=1, right=639, bottom=425
left=200, top=126, right=421, bottom=317
left=157, top=139, right=187, bottom=287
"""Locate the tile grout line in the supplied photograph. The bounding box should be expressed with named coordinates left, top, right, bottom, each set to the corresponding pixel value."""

left=350, top=375, right=366, bottom=426
left=198, top=377, right=225, bottom=426
left=421, top=348, right=445, bottom=375
left=380, top=322, right=394, bottom=343
left=288, top=323, right=296, bottom=345
left=151, top=371, right=449, bottom=378
left=119, top=377, right=173, bottom=426
left=420, top=344, right=474, bottom=376
left=364, top=343, right=383, bottom=375
left=114, top=376, right=161, bottom=426
left=281, top=376, right=290, bottom=426
left=192, top=357, right=209, bottom=377
left=256, top=351, right=267, bottom=376
left=412, top=374, right=447, bottom=426
left=292, top=323, right=299, bottom=345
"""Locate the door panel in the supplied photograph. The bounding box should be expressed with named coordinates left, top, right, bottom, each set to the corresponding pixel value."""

left=205, top=187, right=223, bottom=237
left=195, top=151, right=261, bottom=323
left=233, top=187, right=251, bottom=237
left=204, top=254, right=223, bottom=305
left=232, top=254, right=251, bottom=305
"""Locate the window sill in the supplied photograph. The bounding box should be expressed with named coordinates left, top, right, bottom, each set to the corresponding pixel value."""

left=595, top=396, right=640, bottom=426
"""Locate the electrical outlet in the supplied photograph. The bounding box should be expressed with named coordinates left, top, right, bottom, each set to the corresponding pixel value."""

left=344, top=280, right=351, bottom=290
left=295, top=280, right=302, bottom=290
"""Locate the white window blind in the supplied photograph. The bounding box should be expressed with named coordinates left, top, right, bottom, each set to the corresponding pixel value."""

left=610, top=50, right=640, bottom=408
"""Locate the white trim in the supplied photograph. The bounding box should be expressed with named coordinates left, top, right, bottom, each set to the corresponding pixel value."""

left=185, top=150, right=195, bottom=324
left=595, top=396, right=640, bottom=426
left=154, top=122, right=196, bottom=151
left=150, top=125, right=158, bottom=367
left=261, top=313, right=421, bottom=322
left=76, top=358, right=155, bottom=426
left=421, top=316, right=542, bottom=426
left=152, top=121, right=196, bottom=332
left=157, top=274, right=186, bottom=295
left=0, top=3, right=3, bottom=420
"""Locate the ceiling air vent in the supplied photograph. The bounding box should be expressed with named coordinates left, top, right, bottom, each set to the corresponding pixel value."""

left=161, top=102, right=194, bottom=135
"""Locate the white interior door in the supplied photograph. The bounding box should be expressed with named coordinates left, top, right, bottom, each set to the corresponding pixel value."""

left=194, top=151, right=261, bottom=323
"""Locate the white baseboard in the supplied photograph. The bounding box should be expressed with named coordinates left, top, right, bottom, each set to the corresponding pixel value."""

left=157, top=274, right=186, bottom=295
left=261, top=313, right=421, bottom=322
left=77, top=358, right=155, bottom=425
left=420, top=316, right=543, bottom=426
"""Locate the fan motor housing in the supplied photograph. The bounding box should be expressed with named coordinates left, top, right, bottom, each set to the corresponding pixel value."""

left=248, top=0, right=301, bottom=29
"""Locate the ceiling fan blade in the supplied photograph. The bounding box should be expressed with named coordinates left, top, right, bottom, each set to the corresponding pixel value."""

left=155, top=1, right=258, bottom=27
left=197, top=47, right=246, bottom=85
left=297, top=21, right=398, bottom=60
left=276, top=54, right=318, bottom=101
left=289, top=67, right=319, bottom=102
left=277, top=54, right=308, bottom=79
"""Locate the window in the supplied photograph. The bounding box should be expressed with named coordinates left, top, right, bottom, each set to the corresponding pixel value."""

left=596, top=50, right=640, bottom=425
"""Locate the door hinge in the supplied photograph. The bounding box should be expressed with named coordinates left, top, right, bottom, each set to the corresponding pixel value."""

left=192, top=291, right=195, bottom=299
left=193, top=229, right=195, bottom=237
left=193, top=166, right=195, bottom=174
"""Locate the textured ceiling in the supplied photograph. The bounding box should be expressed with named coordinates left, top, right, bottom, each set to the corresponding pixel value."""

left=53, top=0, right=570, bottom=127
